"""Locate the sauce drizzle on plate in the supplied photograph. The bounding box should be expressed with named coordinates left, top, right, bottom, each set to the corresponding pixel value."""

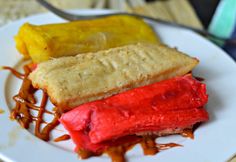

left=54, top=134, right=71, bottom=142
left=4, top=65, right=60, bottom=141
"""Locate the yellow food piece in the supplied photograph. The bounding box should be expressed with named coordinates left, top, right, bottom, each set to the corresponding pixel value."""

left=15, top=15, right=159, bottom=63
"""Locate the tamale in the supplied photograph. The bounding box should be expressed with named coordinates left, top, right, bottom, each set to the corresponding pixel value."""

left=15, top=15, right=159, bottom=63
left=29, top=43, right=198, bottom=111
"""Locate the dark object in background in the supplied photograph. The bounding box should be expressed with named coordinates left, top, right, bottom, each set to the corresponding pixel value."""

left=223, top=27, right=236, bottom=60
left=189, top=0, right=220, bottom=28
left=145, top=0, right=220, bottom=29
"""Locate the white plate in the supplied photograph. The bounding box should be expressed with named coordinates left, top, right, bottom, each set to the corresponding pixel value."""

left=1, top=9, right=236, bottom=162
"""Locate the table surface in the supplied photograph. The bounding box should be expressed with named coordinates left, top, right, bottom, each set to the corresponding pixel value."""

left=0, top=0, right=235, bottom=162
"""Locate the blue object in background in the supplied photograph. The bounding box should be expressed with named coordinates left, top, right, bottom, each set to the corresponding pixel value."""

left=208, top=0, right=236, bottom=60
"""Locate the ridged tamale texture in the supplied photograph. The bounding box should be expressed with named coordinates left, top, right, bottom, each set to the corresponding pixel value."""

left=29, top=43, right=198, bottom=110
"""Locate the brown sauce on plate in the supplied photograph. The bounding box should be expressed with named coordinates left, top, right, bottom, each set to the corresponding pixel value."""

left=106, top=144, right=136, bottom=162
left=2, top=66, right=25, bottom=79
left=78, top=149, right=102, bottom=159
left=4, top=65, right=60, bottom=141
left=141, top=136, right=181, bottom=155
left=181, top=129, right=194, bottom=139
left=141, top=136, right=159, bottom=155
left=54, top=134, right=71, bottom=142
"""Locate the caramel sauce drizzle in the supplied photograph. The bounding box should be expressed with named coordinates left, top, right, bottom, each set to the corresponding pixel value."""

left=34, top=92, right=57, bottom=141
left=13, top=95, right=54, bottom=114
left=78, top=149, right=102, bottom=159
left=106, top=139, right=141, bottom=162
left=5, top=65, right=60, bottom=142
left=79, top=136, right=183, bottom=162
left=54, top=134, right=71, bottom=142
left=141, top=136, right=182, bottom=155
left=2, top=66, right=25, bottom=79
left=4, top=65, right=196, bottom=162
left=181, top=129, right=194, bottom=139
left=157, top=143, right=182, bottom=150
left=10, top=65, right=35, bottom=128
left=106, top=145, right=134, bottom=162
left=141, top=136, right=159, bottom=155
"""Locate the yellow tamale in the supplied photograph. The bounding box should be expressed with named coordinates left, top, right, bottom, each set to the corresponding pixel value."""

left=15, top=15, right=159, bottom=63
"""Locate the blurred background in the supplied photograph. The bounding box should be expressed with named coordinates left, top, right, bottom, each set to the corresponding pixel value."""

left=0, top=0, right=235, bottom=161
